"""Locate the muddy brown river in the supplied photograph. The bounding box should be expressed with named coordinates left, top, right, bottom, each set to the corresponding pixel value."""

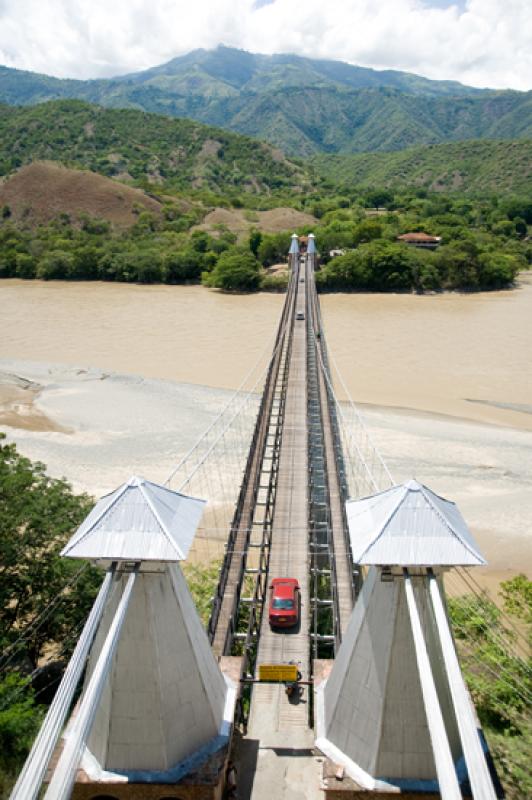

left=1, top=275, right=532, bottom=428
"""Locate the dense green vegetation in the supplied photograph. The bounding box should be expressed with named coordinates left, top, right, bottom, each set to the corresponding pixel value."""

left=312, top=139, right=532, bottom=196
left=202, top=246, right=262, bottom=291
left=0, top=215, right=246, bottom=284
left=312, top=193, right=531, bottom=292
left=1, top=184, right=530, bottom=292
left=0, top=100, right=306, bottom=197
left=182, top=561, right=222, bottom=627
left=448, top=577, right=532, bottom=799
left=0, top=435, right=100, bottom=797
left=1, top=46, right=531, bottom=156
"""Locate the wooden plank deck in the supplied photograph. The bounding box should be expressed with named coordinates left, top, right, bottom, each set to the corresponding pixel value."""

left=244, top=259, right=320, bottom=799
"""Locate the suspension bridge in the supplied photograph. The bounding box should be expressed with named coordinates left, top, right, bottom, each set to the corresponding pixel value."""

left=7, top=234, right=518, bottom=800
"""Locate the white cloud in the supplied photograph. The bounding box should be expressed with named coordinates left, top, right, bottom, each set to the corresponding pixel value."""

left=0, top=0, right=530, bottom=90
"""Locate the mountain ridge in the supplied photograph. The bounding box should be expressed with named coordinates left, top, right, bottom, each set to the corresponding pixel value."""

left=1, top=46, right=530, bottom=157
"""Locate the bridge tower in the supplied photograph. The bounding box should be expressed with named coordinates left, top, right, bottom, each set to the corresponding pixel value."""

left=16, top=476, right=238, bottom=800
left=316, top=479, right=498, bottom=799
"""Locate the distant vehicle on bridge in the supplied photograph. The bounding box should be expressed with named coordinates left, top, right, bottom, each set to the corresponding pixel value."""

left=296, top=311, right=305, bottom=320
left=269, top=578, right=300, bottom=628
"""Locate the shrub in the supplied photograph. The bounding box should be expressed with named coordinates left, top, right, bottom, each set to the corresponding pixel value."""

left=36, top=250, right=75, bottom=280
left=257, top=233, right=290, bottom=267
left=203, top=247, right=261, bottom=292
left=15, top=254, right=36, bottom=279
left=261, top=272, right=289, bottom=292
left=163, top=249, right=205, bottom=283
left=478, top=252, right=519, bottom=289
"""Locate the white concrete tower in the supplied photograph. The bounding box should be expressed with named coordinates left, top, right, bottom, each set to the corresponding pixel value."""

left=316, top=480, right=497, bottom=798
left=307, top=233, right=316, bottom=254
left=48, top=476, right=236, bottom=797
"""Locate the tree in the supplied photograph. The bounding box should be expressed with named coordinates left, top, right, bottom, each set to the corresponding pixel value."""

left=36, top=250, right=75, bottom=280
left=182, top=561, right=222, bottom=627
left=0, top=435, right=100, bottom=668
left=501, top=198, right=532, bottom=225
left=15, top=254, right=36, bottom=279
left=362, top=188, right=394, bottom=208
left=318, top=240, right=430, bottom=292
left=500, top=574, right=532, bottom=635
left=203, top=247, right=262, bottom=292
left=248, top=228, right=262, bottom=257
left=0, top=673, right=43, bottom=765
left=257, top=233, right=290, bottom=267
left=317, top=249, right=372, bottom=291
left=352, top=219, right=383, bottom=246
left=478, top=252, right=519, bottom=290
left=448, top=577, right=532, bottom=800
left=163, top=249, right=204, bottom=283
left=0, top=673, right=44, bottom=797
left=360, top=240, right=419, bottom=291
left=434, top=241, right=481, bottom=290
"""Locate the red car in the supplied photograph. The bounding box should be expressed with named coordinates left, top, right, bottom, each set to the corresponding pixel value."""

left=269, top=578, right=300, bottom=628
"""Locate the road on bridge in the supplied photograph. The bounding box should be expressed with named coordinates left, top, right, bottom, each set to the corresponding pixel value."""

left=238, top=257, right=322, bottom=800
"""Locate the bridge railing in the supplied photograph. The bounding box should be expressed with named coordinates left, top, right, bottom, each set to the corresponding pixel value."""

left=207, top=252, right=300, bottom=653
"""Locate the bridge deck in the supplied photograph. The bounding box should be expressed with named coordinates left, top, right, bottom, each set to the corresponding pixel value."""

left=244, top=260, right=321, bottom=799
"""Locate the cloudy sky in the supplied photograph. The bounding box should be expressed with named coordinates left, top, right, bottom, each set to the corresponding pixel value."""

left=0, top=0, right=530, bottom=90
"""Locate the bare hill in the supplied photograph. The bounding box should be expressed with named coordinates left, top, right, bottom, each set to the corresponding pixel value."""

left=0, top=162, right=162, bottom=227
left=195, top=206, right=317, bottom=237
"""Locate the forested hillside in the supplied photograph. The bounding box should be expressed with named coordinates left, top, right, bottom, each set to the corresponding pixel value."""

left=1, top=46, right=531, bottom=156
left=1, top=101, right=531, bottom=199
left=0, top=100, right=307, bottom=196
left=312, top=140, right=532, bottom=195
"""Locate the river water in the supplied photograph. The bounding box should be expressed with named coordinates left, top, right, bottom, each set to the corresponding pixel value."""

left=1, top=276, right=531, bottom=590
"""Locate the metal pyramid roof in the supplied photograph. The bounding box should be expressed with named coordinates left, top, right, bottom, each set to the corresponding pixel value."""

left=289, top=233, right=299, bottom=255
left=61, top=476, right=205, bottom=562
left=345, top=479, right=486, bottom=566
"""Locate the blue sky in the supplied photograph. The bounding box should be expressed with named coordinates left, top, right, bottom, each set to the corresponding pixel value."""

left=0, top=0, right=529, bottom=90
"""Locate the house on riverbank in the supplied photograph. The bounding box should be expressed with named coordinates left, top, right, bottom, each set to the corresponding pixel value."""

left=397, top=232, right=442, bottom=249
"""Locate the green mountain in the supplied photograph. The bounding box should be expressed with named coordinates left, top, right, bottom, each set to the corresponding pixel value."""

left=312, top=139, right=532, bottom=195
left=1, top=46, right=530, bottom=156
left=0, top=101, right=529, bottom=199
left=0, top=100, right=307, bottom=195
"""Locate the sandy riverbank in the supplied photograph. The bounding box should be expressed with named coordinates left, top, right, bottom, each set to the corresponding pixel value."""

left=1, top=358, right=530, bottom=600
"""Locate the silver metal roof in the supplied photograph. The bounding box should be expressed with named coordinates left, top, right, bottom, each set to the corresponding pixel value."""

left=61, top=476, right=205, bottom=562
left=289, top=233, right=299, bottom=255
left=345, top=479, right=486, bottom=566
left=307, top=233, right=316, bottom=254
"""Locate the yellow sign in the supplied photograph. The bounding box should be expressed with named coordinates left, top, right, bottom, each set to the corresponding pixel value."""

left=258, top=664, right=299, bottom=682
